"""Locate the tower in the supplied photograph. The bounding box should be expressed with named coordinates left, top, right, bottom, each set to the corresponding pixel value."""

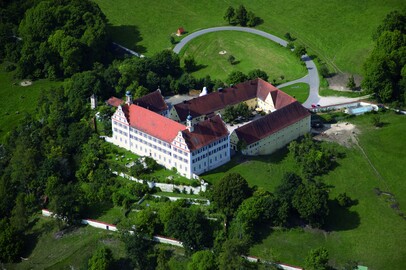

left=126, top=91, right=133, bottom=105
left=186, top=113, right=193, bottom=132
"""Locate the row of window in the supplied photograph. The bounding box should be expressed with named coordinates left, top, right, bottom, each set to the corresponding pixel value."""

left=173, top=153, right=188, bottom=164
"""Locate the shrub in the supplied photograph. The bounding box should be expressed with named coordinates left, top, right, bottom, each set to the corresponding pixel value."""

left=337, top=193, right=353, bottom=207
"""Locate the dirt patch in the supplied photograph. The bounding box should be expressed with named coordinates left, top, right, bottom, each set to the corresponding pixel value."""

left=314, top=122, right=360, bottom=148
left=20, top=80, right=32, bottom=87
left=326, top=73, right=362, bottom=91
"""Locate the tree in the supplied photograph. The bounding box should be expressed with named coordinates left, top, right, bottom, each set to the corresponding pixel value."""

left=166, top=208, right=212, bottom=254
left=211, top=173, right=252, bottom=219
left=284, top=32, right=294, bottom=41
left=235, top=5, right=248, bottom=26
left=347, top=75, right=356, bottom=90
left=226, top=71, right=248, bottom=85
left=224, top=6, right=235, bottom=24
left=373, top=10, right=406, bottom=40
left=184, top=55, right=197, bottom=73
left=372, top=115, right=383, bottom=127
left=336, top=193, right=353, bottom=208
left=134, top=208, right=160, bottom=237
left=292, top=181, right=329, bottom=227
left=17, top=0, right=108, bottom=79
left=247, top=11, right=260, bottom=27
left=218, top=239, right=251, bottom=270
left=169, top=35, right=176, bottom=45
left=274, top=173, right=303, bottom=209
left=228, top=55, right=236, bottom=65
left=0, top=220, right=24, bottom=263
left=248, top=69, right=268, bottom=81
left=363, top=10, right=406, bottom=103
left=88, top=246, right=113, bottom=270
left=123, top=232, right=157, bottom=270
left=304, top=247, right=329, bottom=270
left=188, top=250, right=218, bottom=270
left=294, top=45, right=307, bottom=58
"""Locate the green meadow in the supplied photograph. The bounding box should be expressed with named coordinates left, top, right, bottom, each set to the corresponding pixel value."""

left=94, top=0, right=405, bottom=74
left=0, top=64, right=62, bottom=142
left=179, top=31, right=306, bottom=82
left=203, top=111, right=406, bottom=270
left=279, top=83, right=310, bottom=103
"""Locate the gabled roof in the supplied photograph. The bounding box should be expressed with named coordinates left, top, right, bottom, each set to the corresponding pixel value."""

left=234, top=101, right=310, bottom=145
left=173, top=78, right=296, bottom=121
left=122, top=104, right=186, bottom=143
left=182, top=115, right=229, bottom=151
left=134, top=90, right=168, bottom=114
left=106, top=97, right=123, bottom=107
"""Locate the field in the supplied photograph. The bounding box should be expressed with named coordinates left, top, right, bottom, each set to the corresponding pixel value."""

left=0, top=64, right=62, bottom=142
left=7, top=218, right=128, bottom=270
left=319, top=88, right=366, bottom=98
left=179, top=31, right=306, bottom=82
left=279, top=83, right=310, bottom=103
left=94, top=0, right=405, bottom=74
left=203, top=111, right=406, bottom=270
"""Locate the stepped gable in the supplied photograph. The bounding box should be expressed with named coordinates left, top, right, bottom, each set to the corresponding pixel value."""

left=106, top=96, right=123, bottom=107
left=134, top=90, right=168, bottom=113
left=182, top=115, right=229, bottom=151
left=123, top=104, right=186, bottom=143
left=234, top=101, right=310, bottom=145
left=174, top=79, right=260, bottom=121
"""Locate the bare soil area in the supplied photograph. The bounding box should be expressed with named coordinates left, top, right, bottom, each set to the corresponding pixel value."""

left=313, top=122, right=360, bottom=148
left=326, top=73, right=362, bottom=91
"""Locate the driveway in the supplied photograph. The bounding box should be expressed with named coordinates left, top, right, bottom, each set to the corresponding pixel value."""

left=173, top=26, right=365, bottom=109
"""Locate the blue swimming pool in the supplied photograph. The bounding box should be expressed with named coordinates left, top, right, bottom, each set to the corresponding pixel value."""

left=349, top=106, right=373, bottom=115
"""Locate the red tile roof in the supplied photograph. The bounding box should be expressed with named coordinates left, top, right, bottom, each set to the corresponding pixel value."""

left=123, top=104, right=186, bottom=143
left=234, top=101, right=310, bottom=145
left=182, top=115, right=229, bottom=151
left=173, top=78, right=296, bottom=121
left=134, top=90, right=168, bottom=114
left=106, top=96, right=123, bottom=107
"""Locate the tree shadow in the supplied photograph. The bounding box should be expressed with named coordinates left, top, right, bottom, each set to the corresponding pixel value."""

left=324, top=200, right=360, bottom=231
left=108, top=24, right=147, bottom=54
left=112, top=258, right=133, bottom=270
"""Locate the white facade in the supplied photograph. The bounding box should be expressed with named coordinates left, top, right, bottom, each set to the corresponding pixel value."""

left=111, top=106, right=230, bottom=179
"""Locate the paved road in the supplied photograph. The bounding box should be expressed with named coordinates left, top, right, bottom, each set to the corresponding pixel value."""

left=173, top=26, right=320, bottom=108
left=173, top=26, right=287, bottom=53
left=173, top=26, right=366, bottom=109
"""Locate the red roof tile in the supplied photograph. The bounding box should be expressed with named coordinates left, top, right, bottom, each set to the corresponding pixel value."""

left=173, top=78, right=295, bottom=121
left=124, top=104, right=186, bottom=143
left=235, top=101, right=310, bottom=145
left=182, top=115, right=229, bottom=151
left=134, top=90, right=168, bottom=114
left=106, top=97, right=123, bottom=107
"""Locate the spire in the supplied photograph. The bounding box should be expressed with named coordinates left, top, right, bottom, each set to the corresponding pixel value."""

left=125, top=91, right=132, bottom=105
left=186, top=112, right=193, bottom=132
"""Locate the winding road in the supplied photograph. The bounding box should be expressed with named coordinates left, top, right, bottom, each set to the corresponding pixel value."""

left=172, top=26, right=365, bottom=108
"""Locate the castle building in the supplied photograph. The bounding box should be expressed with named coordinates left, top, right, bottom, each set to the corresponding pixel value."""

left=109, top=79, right=310, bottom=179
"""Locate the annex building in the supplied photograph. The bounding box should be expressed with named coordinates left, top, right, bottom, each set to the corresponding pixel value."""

left=108, top=79, right=310, bottom=179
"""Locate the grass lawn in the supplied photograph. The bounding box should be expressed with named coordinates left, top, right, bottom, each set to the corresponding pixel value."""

left=0, top=64, right=62, bottom=142
left=279, top=83, right=310, bottom=104
left=8, top=217, right=127, bottom=270
left=179, top=31, right=306, bottom=82
left=320, top=88, right=366, bottom=98
left=203, top=111, right=406, bottom=269
left=94, top=0, right=405, bottom=74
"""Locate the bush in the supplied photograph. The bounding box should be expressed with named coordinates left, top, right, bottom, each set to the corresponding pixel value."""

left=4, top=63, right=16, bottom=72
left=337, top=193, right=353, bottom=207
